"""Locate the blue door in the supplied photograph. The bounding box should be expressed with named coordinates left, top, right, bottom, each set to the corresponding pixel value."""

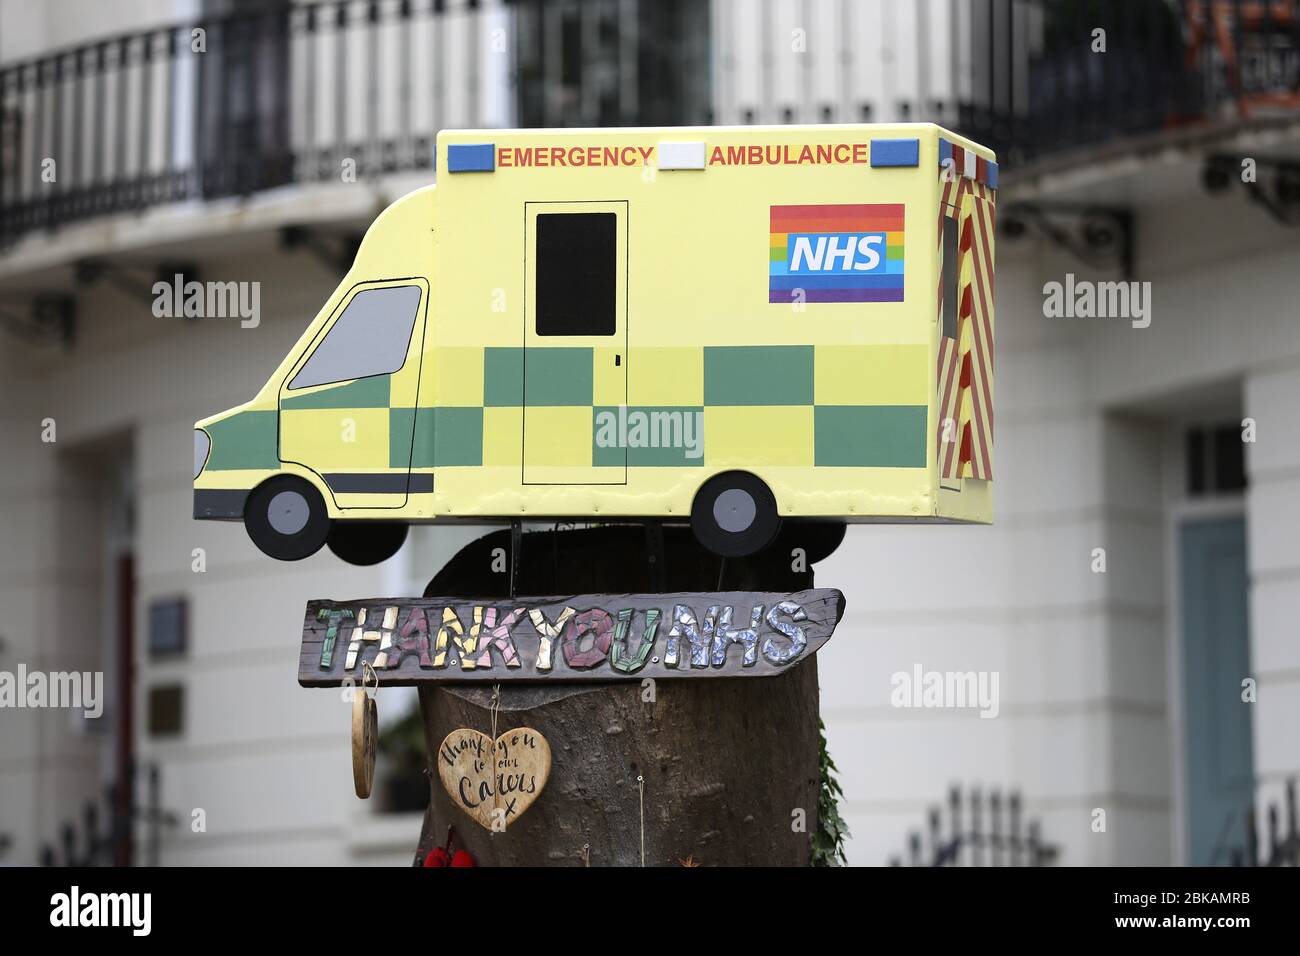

left=1179, top=516, right=1255, bottom=865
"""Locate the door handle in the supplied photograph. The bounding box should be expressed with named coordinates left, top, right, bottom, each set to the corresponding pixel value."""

left=614, top=354, right=621, bottom=367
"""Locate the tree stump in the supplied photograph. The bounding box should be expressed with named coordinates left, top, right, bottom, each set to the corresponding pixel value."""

left=411, top=523, right=841, bottom=866
left=414, top=658, right=820, bottom=866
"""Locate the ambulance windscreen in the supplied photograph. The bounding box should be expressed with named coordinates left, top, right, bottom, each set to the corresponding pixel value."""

left=288, top=284, right=422, bottom=389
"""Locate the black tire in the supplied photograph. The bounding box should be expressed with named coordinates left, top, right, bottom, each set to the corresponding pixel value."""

left=778, top=519, right=847, bottom=565
left=690, top=471, right=782, bottom=558
left=328, top=522, right=409, bottom=566
left=244, top=476, right=331, bottom=561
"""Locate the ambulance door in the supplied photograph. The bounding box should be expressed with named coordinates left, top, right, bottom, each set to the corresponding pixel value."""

left=522, top=201, right=628, bottom=485
left=279, top=279, right=428, bottom=509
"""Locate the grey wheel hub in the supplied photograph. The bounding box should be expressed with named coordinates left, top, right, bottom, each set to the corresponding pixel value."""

left=714, top=488, right=756, bottom=533
left=268, top=490, right=311, bottom=535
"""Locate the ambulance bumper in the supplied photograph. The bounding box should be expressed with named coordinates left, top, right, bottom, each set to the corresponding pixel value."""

left=194, top=489, right=248, bottom=520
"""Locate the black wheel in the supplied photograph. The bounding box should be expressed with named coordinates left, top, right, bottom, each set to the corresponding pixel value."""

left=328, top=522, right=409, bottom=566
left=690, top=471, right=782, bottom=558
left=244, top=476, right=331, bottom=561
left=778, top=519, right=847, bottom=565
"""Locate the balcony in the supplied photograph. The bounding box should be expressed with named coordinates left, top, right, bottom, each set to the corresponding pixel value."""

left=0, top=0, right=1297, bottom=252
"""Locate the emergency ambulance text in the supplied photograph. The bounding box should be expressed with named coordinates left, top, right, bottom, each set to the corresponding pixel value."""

left=710, top=142, right=871, bottom=166
left=498, top=145, right=655, bottom=168
left=491, top=142, right=874, bottom=169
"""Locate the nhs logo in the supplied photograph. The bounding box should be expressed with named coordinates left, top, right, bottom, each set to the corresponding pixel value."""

left=788, top=233, right=887, bottom=274
left=769, top=203, right=905, bottom=303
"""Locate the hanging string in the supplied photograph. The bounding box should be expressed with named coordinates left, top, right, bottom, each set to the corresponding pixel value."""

left=580, top=843, right=590, bottom=867
left=489, top=684, right=502, bottom=827
left=638, top=774, right=645, bottom=867
left=489, top=683, right=501, bottom=742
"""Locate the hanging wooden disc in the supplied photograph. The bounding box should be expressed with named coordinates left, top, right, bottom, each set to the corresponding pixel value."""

left=352, top=668, right=378, bottom=798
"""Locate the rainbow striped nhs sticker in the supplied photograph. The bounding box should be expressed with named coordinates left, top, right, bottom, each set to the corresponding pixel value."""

left=769, top=203, right=904, bottom=303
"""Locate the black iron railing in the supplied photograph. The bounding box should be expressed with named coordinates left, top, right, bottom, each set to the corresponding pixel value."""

left=39, top=762, right=177, bottom=867
left=1, top=0, right=1298, bottom=249
left=909, top=0, right=1300, bottom=167
left=0, top=1, right=502, bottom=244
left=889, top=786, right=1059, bottom=867
left=1215, top=777, right=1300, bottom=866
left=0, top=0, right=714, bottom=248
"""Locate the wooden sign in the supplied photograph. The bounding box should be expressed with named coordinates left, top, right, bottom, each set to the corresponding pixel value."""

left=437, top=727, right=551, bottom=830
left=298, top=589, right=844, bottom=687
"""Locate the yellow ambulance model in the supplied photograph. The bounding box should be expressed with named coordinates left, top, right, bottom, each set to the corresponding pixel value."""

left=193, top=124, right=997, bottom=564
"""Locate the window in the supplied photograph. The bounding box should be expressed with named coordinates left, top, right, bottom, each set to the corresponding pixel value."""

left=1186, top=424, right=1247, bottom=496
left=148, top=598, right=187, bottom=658
left=289, top=284, right=422, bottom=389
left=941, top=213, right=960, bottom=339
left=535, top=212, right=616, bottom=336
left=147, top=685, right=184, bottom=737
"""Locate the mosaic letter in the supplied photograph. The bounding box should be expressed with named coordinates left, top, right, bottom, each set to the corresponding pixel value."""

left=762, top=601, right=808, bottom=665
left=473, top=607, right=526, bottom=668
left=560, top=608, right=615, bottom=669
left=317, top=608, right=354, bottom=669
left=528, top=606, right=576, bottom=672
left=610, top=608, right=660, bottom=674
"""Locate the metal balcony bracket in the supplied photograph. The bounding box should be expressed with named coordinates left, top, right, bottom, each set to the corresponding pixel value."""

left=74, top=258, right=201, bottom=309
left=998, top=202, right=1135, bottom=280
left=1204, top=155, right=1300, bottom=228
left=0, top=293, right=77, bottom=350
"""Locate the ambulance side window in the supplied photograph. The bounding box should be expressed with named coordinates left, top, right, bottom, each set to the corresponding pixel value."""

left=535, top=212, right=616, bottom=336
left=941, top=213, right=959, bottom=339
left=289, top=284, right=422, bottom=389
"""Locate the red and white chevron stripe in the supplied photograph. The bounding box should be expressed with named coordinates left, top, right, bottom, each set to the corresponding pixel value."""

left=965, top=187, right=995, bottom=480
left=936, top=171, right=995, bottom=481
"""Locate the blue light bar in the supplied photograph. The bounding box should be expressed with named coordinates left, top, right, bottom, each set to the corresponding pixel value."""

left=447, top=143, right=495, bottom=173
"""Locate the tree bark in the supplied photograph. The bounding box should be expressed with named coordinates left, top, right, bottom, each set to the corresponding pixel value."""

left=415, top=657, right=820, bottom=867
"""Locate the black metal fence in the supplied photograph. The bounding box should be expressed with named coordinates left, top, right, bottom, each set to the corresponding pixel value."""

left=39, top=762, right=176, bottom=867
left=0, top=0, right=502, bottom=243
left=890, top=786, right=1059, bottom=867
left=1217, top=778, right=1300, bottom=866
left=992, top=0, right=1300, bottom=164
left=1, top=0, right=1298, bottom=248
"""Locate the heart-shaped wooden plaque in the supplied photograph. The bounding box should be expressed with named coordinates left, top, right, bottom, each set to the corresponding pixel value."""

left=436, top=727, right=551, bottom=830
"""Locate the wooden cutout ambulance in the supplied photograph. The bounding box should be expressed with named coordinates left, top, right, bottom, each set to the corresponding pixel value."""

left=193, top=124, right=996, bottom=564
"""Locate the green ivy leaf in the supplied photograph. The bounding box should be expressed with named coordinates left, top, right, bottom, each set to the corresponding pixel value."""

left=811, top=718, right=850, bottom=866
